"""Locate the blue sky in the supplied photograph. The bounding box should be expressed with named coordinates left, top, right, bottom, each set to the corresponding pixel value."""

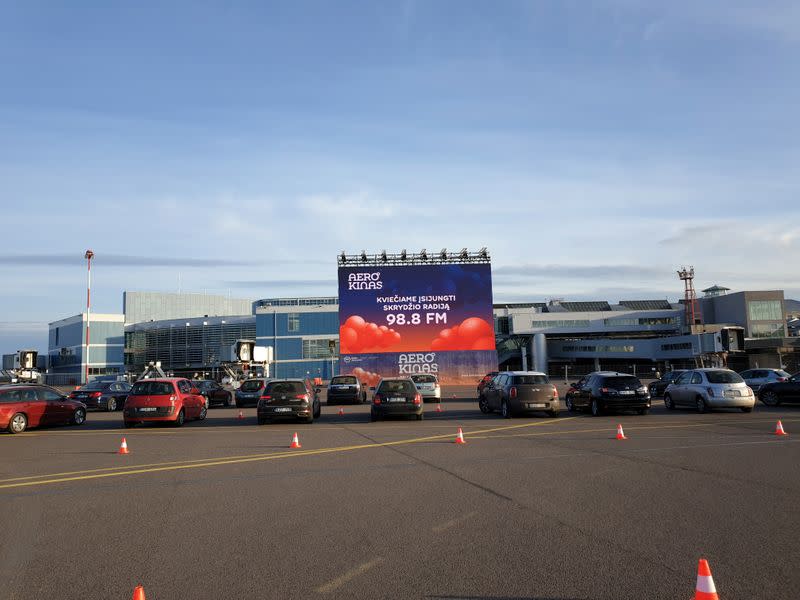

left=1, top=1, right=799, bottom=354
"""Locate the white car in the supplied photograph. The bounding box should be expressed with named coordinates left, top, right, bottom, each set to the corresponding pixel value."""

left=664, top=369, right=755, bottom=413
left=410, top=374, right=441, bottom=402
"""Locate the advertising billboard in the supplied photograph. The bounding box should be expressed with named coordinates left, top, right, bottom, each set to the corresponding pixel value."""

left=338, top=263, right=498, bottom=385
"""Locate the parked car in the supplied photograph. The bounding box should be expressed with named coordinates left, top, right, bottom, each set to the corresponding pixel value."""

left=648, top=370, right=686, bottom=398
left=236, top=378, right=269, bottom=407
left=194, top=380, right=234, bottom=408
left=410, top=373, right=441, bottom=402
left=257, top=378, right=320, bottom=424
left=739, top=368, right=791, bottom=393
left=566, top=371, right=651, bottom=416
left=123, top=378, right=207, bottom=427
left=478, top=371, right=559, bottom=418
left=758, top=372, right=800, bottom=406
left=477, top=371, right=499, bottom=396
left=0, top=384, right=87, bottom=434
left=370, top=378, right=423, bottom=421
left=69, top=380, right=131, bottom=411
left=327, top=375, right=367, bottom=405
left=664, top=369, right=754, bottom=413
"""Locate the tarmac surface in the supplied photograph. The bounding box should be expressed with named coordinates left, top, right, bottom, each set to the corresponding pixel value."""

left=1, top=386, right=799, bottom=599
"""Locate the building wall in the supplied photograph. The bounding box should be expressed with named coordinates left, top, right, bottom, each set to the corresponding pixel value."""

left=701, top=291, right=786, bottom=338
left=123, top=291, right=254, bottom=325
left=47, top=313, right=125, bottom=384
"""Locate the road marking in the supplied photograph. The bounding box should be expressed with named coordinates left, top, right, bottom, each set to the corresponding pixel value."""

left=315, top=557, right=384, bottom=593
left=432, top=511, right=478, bottom=533
left=0, top=418, right=575, bottom=490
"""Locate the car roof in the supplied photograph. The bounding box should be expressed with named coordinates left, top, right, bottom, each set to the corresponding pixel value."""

left=590, top=371, right=634, bottom=377
left=379, top=377, right=414, bottom=382
left=504, top=371, right=547, bottom=376
left=267, top=378, right=306, bottom=383
left=134, top=378, right=182, bottom=383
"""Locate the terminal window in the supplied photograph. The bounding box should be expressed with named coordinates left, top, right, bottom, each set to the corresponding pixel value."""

left=748, top=300, right=783, bottom=322
left=531, top=319, right=590, bottom=328
left=303, top=339, right=339, bottom=359
left=288, top=313, right=300, bottom=332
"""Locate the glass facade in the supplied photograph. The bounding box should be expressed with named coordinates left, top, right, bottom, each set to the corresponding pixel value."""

left=750, top=323, right=785, bottom=338
left=748, top=300, right=783, bottom=322
left=302, top=339, right=339, bottom=359
left=531, top=319, right=591, bottom=328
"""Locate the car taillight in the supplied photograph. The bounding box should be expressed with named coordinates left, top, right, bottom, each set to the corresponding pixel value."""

left=777, top=377, right=787, bottom=382
left=373, top=394, right=382, bottom=405
left=553, top=387, right=559, bottom=397
left=295, top=394, right=309, bottom=403
left=413, top=394, right=421, bottom=405
left=260, top=394, right=272, bottom=400
left=601, top=387, right=618, bottom=395
left=706, top=387, right=715, bottom=397
left=435, top=383, right=440, bottom=389
left=90, top=392, right=102, bottom=398
left=509, top=387, right=517, bottom=399
left=169, top=395, right=177, bottom=405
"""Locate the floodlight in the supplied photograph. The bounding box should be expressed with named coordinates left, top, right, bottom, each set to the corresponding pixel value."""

left=440, top=248, right=448, bottom=260
left=380, top=250, right=388, bottom=262
left=460, top=247, right=468, bottom=259
left=361, top=250, right=368, bottom=262
left=340, top=251, right=347, bottom=263
left=478, top=247, right=488, bottom=259
left=420, top=248, right=428, bottom=260
left=400, top=249, right=407, bottom=261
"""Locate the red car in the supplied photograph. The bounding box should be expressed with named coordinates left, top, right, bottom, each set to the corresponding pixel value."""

left=477, top=371, right=499, bottom=396
left=123, top=378, right=207, bottom=428
left=0, top=384, right=87, bottom=434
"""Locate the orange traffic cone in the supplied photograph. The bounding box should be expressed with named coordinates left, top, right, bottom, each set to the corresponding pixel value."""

left=775, top=420, right=788, bottom=436
left=132, top=585, right=146, bottom=600
left=693, top=559, right=719, bottom=599
left=238, top=410, right=244, bottom=420
left=338, top=406, right=345, bottom=416
left=616, top=424, right=627, bottom=440
left=289, top=432, right=302, bottom=449
left=435, top=403, right=442, bottom=413
left=455, top=428, right=466, bottom=444
left=118, top=438, right=130, bottom=455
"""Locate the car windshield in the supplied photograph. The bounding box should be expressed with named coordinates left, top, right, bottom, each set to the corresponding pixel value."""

left=130, top=381, right=174, bottom=395
left=667, top=371, right=684, bottom=382
left=331, top=376, right=357, bottom=385
left=512, top=375, right=548, bottom=385
left=378, top=380, right=416, bottom=394
left=706, top=370, right=744, bottom=384
left=195, top=381, right=214, bottom=390
left=775, top=370, right=791, bottom=378
left=265, top=381, right=306, bottom=395
left=602, top=376, right=641, bottom=389
left=411, top=374, right=437, bottom=383
left=239, top=380, right=264, bottom=392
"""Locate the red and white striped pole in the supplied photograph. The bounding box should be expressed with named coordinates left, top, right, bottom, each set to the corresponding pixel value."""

left=84, top=249, right=94, bottom=385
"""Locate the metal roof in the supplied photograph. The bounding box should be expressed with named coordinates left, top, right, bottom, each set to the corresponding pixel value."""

left=559, top=301, right=612, bottom=312
left=619, top=300, right=673, bottom=310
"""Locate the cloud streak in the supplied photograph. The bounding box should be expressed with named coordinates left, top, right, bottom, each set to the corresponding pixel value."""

left=0, top=254, right=331, bottom=268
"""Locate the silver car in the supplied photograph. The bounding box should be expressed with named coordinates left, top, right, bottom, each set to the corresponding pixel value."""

left=664, top=368, right=755, bottom=413
left=739, top=368, right=791, bottom=393
left=410, top=374, right=441, bottom=402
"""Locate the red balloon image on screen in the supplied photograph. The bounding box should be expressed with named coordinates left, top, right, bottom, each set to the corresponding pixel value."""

left=339, top=315, right=401, bottom=354
left=431, top=317, right=495, bottom=351
left=351, top=367, right=381, bottom=387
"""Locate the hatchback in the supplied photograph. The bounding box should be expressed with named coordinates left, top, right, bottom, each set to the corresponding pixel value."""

left=327, top=375, right=367, bottom=405
left=647, top=370, right=686, bottom=398
left=194, top=380, right=235, bottom=408
left=478, top=372, right=559, bottom=418
left=257, top=379, right=320, bottom=424
left=0, top=385, right=87, bottom=434
left=759, top=372, right=800, bottom=406
left=410, top=374, right=441, bottom=402
left=664, top=369, right=755, bottom=413
left=236, top=378, right=269, bottom=407
left=566, top=372, right=651, bottom=416
left=123, top=378, right=207, bottom=427
left=370, top=378, right=423, bottom=421
left=739, top=368, right=791, bottom=393
left=69, top=380, right=131, bottom=411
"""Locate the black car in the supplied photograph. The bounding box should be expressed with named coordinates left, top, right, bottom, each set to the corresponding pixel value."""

left=758, top=372, right=800, bottom=406
left=327, top=375, right=366, bottom=405
left=69, top=381, right=131, bottom=411
left=235, top=378, right=269, bottom=407
left=566, top=371, right=651, bottom=416
left=194, top=380, right=234, bottom=408
left=648, top=370, right=686, bottom=398
left=478, top=371, right=559, bottom=418
left=370, top=378, right=423, bottom=422
left=257, top=378, right=321, bottom=424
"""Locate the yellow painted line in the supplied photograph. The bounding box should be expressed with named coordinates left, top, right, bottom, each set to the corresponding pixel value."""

left=432, top=511, right=478, bottom=533
left=0, top=418, right=574, bottom=490
left=315, top=557, right=384, bottom=593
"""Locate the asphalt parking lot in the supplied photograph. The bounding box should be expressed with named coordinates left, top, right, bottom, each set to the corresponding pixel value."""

left=1, top=388, right=799, bottom=599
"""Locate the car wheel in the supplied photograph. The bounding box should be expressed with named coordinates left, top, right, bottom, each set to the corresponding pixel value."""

left=501, top=400, right=511, bottom=419
left=637, top=408, right=649, bottom=415
left=741, top=407, right=753, bottom=413
left=590, top=399, right=601, bottom=417
left=123, top=419, right=135, bottom=428
left=478, top=396, right=490, bottom=414
left=370, top=411, right=379, bottom=422
left=227, top=393, right=235, bottom=407
left=760, top=391, right=780, bottom=407
left=695, top=397, right=708, bottom=414
left=416, top=413, right=424, bottom=421
left=664, top=394, right=675, bottom=410
left=257, top=417, right=268, bottom=425
left=548, top=410, right=559, bottom=418
left=8, top=412, right=27, bottom=434
left=71, top=407, right=86, bottom=426
left=314, top=403, right=321, bottom=419
left=174, top=408, right=185, bottom=427
left=303, top=414, right=314, bottom=424
left=565, top=395, right=575, bottom=412
left=106, top=398, right=117, bottom=412
left=198, top=406, right=207, bottom=421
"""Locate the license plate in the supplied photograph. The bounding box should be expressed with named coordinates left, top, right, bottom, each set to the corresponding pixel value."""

left=274, top=407, right=292, bottom=413
left=77, top=394, right=87, bottom=398
left=619, top=390, right=634, bottom=395
left=139, top=407, right=157, bottom=412
left=528, top=403, right=546, bottom=408
left=724, top=390, right=739, bottom=398
left=389, top=397, right=405, bottom=403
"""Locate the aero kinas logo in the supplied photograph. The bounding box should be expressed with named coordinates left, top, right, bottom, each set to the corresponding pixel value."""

left=348, top=272, right=383, bottom=290
left=398, top=353, right=438, bottom=374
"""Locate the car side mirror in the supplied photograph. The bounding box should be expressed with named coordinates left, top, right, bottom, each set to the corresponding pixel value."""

left=191, top=387, right=200, bottom=395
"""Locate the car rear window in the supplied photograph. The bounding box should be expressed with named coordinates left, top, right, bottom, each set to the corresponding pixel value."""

left=0, top=389, right=22, bottom=403
left=81, top=382, right=108, bottom=391
left=378, top=380, right=416, bottom=394
left=130, top=381, right=174, bottom=395
left=667, top=371, right=685, bottom=382
left=512, top=375, right=549, bottom=385
left=240, top=379, right=264, bottom=392
left=775, top=370, right=791, bottom=378
left=265, top=381, right=306, bottom=395
left=410, top=374, right=437, bottom=383
left=706, top=371, right=744, bottom=384
left=331, top=376, right=357, bottom=385
left=601, top=376, right=641, bottom=389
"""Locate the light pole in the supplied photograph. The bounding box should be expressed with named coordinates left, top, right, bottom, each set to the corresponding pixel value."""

left=84, top=249, right=94, bottom=384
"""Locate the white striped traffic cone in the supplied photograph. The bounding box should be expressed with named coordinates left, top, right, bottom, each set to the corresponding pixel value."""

left=693, top=559, right=719, bottom=599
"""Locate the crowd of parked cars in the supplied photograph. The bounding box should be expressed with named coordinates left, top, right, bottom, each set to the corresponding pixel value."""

left=1, top=366, right=799, bottom=433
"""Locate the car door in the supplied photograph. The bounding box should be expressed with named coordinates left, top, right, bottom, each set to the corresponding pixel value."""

left=38, top=388, right=71, bottom=423
left=23, top=388, right=49, bottom=425
left=670, top=371, right=692, bottom=405
left=489, top=375, right=505, bottom=410
left=178, top=380, right=198, bottom=417
left=782, top=374, right=800, bottom=401
left=577, top=375, right=594, bottom=408
left=688, top=371, right=704, bottom=402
